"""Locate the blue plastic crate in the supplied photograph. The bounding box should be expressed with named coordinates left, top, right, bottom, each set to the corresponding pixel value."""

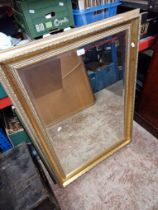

left=73, top=1, right=121, bottom=27
left=88, top=63, right=119, bottom=93
left=0, top=128, right=12, bottom=152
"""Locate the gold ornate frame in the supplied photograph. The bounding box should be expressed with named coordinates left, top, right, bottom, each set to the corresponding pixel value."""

left=0, top=9, right=140, bottom=187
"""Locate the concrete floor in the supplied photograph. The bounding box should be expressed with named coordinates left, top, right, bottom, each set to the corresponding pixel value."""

left=52, top=122, right=158, bottom=210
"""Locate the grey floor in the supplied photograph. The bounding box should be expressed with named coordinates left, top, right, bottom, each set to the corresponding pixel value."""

left=52, top=122, right=158, bottom=210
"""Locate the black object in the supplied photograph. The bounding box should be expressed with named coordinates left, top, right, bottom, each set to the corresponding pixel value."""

left=0, top=6, right=18, bottom=36
left=121, top=0, right=158, bottom=13
left=148, top=0, right=158, bottom=13
left=140, top=12, right=158, bottom=39
left=121, top=0, right=149, bottom=10
left=118, top=3, right=158, bottom=39
left=0, top=143, right=60, bottom=210
left=135, top=50, right=152, bottom=99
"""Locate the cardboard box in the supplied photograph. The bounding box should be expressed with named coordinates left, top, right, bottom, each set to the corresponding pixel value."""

left=18, top=51, right=95, bottom=127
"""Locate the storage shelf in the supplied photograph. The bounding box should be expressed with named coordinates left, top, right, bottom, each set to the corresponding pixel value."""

left=139, top=35, right=157, bottom=52
left=0, top=97, right=12, bottom=110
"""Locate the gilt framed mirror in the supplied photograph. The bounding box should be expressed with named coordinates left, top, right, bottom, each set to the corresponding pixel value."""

left=0, top=9, right=140, bottom=187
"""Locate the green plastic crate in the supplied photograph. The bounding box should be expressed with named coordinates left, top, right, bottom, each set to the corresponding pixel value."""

left=11, top=0, right=74, bottom=38
left=6, top=108, right=32, bottom=146
left=0, top=84, right=7, bottom=99
left=9, top=129, right=31, bottom=146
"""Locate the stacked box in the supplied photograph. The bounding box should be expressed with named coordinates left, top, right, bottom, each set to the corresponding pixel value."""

left=8, top=109, right=32, bottom=146
left=73, top=1, right=121, bottom=27
left=11, top=0, right=74, bottom=38
left=9, top=129, right=31, bottom=146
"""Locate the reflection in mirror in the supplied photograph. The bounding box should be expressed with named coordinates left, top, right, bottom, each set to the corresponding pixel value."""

left=17, top=31, right=126, bottom=175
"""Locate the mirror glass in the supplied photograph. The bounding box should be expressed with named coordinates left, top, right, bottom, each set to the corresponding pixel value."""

left=17, top=31, right=127, bottom=175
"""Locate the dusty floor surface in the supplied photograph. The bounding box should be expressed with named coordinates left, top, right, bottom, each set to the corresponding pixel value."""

left=52, top=122, right=158, bottom=210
